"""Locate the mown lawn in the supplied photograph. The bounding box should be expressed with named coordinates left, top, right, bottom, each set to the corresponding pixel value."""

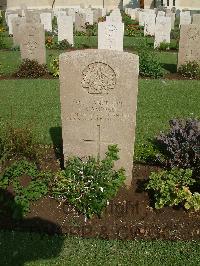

left=0, top=79, right=199, bottom=158
left=0, top=231, right=200, bottom=266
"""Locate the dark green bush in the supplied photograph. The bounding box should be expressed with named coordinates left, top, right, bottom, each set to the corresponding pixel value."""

left=178, top=61, right=200, bottom=79
left=158, top=41, right=170, bottom=51
left=154, top=119, right=200, bottom=178
left=0, top=33, right=6, bottom=49
left=139, top=50, right=164, bottom=78
left=51, top=145, right=126, bottom=218
left=56, top=39, right=72, bottom=50
left=14, top=59, right=48, bottom=78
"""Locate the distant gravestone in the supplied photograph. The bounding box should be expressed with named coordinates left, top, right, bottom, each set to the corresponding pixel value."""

left=19, top=22, right=46, bottom=64
left=129, top=9, right=136, bottom=20
left=157, top=11, right=165, bottom=17
left=98, top=21, right=124, bottom=51
left=180, top=11, right=191, bottom=26
left=26, top=11, right=41, bottom=23
left=59, top=49, right=139, bottom=187
left=93, top=9, right=102, bottom=23
left=57, top=15, right=74, bottom=45
left=75, top=12, right=86, bottom=32
left=40, top=13, right=52, bottom=32
left=7, top=13, right=18, bottom=35
left=12, top=17, right=26, bottom=45
left=68, top=8, right=76, bottom=22
left=178, top=24, right=200, bottom=67
left=166, top=13, right=175, bottom=30
left=192, top=14, right=200, bottom=24
left=85, top=8, right=93, bottom=25
left=139, top=11, right=146, bottom=26
left=144, top=13, right=156, bottom=36
left=154, top=16, right=171, bottom=48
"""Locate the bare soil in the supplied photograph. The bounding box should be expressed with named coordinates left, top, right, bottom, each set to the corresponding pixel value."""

left=0, top=147, right=199, bottom=240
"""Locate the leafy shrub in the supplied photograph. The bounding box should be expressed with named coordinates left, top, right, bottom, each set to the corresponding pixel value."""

left=0, top=124, right=38, bottom=163
left=14, top=59, right=48, bottom=78
left=85, top=23, right=98, bottom=36
left=139, top=50, right=164, bottom=78
left=50, top=57, right=59, bottom=77
left=125, top=24, right=144, bottom=37
left=154, top=119, right=200, bottom=177
left=0, top=160, right=51, bottom=219
left=136, top=142, right=162, bottom=165
left=122, top=12, right=136, bottom=26
left=158, top=41, right=170, bottom=51
left=170, top=28, right=180, bottom=40
left=146, top=168, right=200, bottom=211
left=45, top=36, right=55, bottom=49
left=178, top=61, right=200, bottom=79
left=51, top=145, right=126, bottom=218
left=169, top=40, right=179, bottom=50
left=0, top=33, right=6, bottom=49
left=75, top=30, right=86, bottom=36
left=56, top=39, right=72, bottom=50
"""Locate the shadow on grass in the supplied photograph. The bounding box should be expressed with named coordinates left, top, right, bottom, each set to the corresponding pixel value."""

left=162, top=63, right=177, bottom=73
left=0, top=190, right=64, bottom=266
left=49, top=126, right=64, bottom=169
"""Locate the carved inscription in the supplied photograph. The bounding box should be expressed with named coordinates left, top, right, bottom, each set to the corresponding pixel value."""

left=66, top=99, right=130, bottom=121
left=82, top=62, right=116, bottom=94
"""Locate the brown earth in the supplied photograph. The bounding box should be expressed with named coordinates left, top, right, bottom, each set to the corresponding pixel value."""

left=0, top=147, right=199, bottom=240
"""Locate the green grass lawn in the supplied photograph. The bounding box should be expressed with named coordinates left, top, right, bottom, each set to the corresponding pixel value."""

left=0, top=231, right=200, bottom=266
left=0, top=79, right=199, bottom=158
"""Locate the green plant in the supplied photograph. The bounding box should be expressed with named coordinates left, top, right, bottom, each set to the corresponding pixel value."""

left=178, top=61, right=200, bottom=79
left=158, top=42, right=170, bottom=51
left=185, top=192, right=200, bottom=211
left=0, top=33, right=6, bottom=49
left=139, top=49, right=164, bottom=78
left=14, top=59, right=48, bottom=78
left=0, top=124, right=38, bottom=163
left=56, top=39, right=72, bottom=50
left=85, top=23, right=98, bottom=37
left=50, top=57, right=59, bottom=77
left=136, top=142, right=162, bottom=164
left=146, top=168, right=200, bottom=210
left=154, top=119, right=200, bottom=178
left=45, top=36, right=55, bottom=49
left=51, top=145, right=126, bottom=218
left=0, top=160, right=51, bottom=219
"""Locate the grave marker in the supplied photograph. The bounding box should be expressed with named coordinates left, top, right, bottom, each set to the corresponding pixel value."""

left=59, top=50, right=139, bottom=187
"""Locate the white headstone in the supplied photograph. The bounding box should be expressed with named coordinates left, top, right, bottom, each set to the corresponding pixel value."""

left=154, top=16, right=171, bottom=48
left=7, top=13, right=19, bottom=35
left=180, top=11, right=191, bottom=26
left=85, top=8, right=93, bottom=25
left=68, top=8, right=76, bottom=23
left=98, top=21, right=124, bottom=51
left=40, top=13, right=52, bottom=32
left=144, top=13, right=156, bottom=36
left=57, top=15, right=74, bottom=45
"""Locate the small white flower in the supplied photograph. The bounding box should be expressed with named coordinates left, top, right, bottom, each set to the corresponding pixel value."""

left=100, top=187, right=104, bottom=192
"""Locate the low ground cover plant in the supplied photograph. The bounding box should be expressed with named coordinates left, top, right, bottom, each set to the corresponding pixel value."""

left=0, top=160, right=51, bottom=219
left=14, top=59, right=48, bottom=78
left=178, top=61, right=200, bottom=79
left=50, top=57, right=59, bottom=77
left=51, top=145, right=126, bottom=218
left=0, top=124, right=39, bottom=165
left=146, top=168, right=200, bottom=211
